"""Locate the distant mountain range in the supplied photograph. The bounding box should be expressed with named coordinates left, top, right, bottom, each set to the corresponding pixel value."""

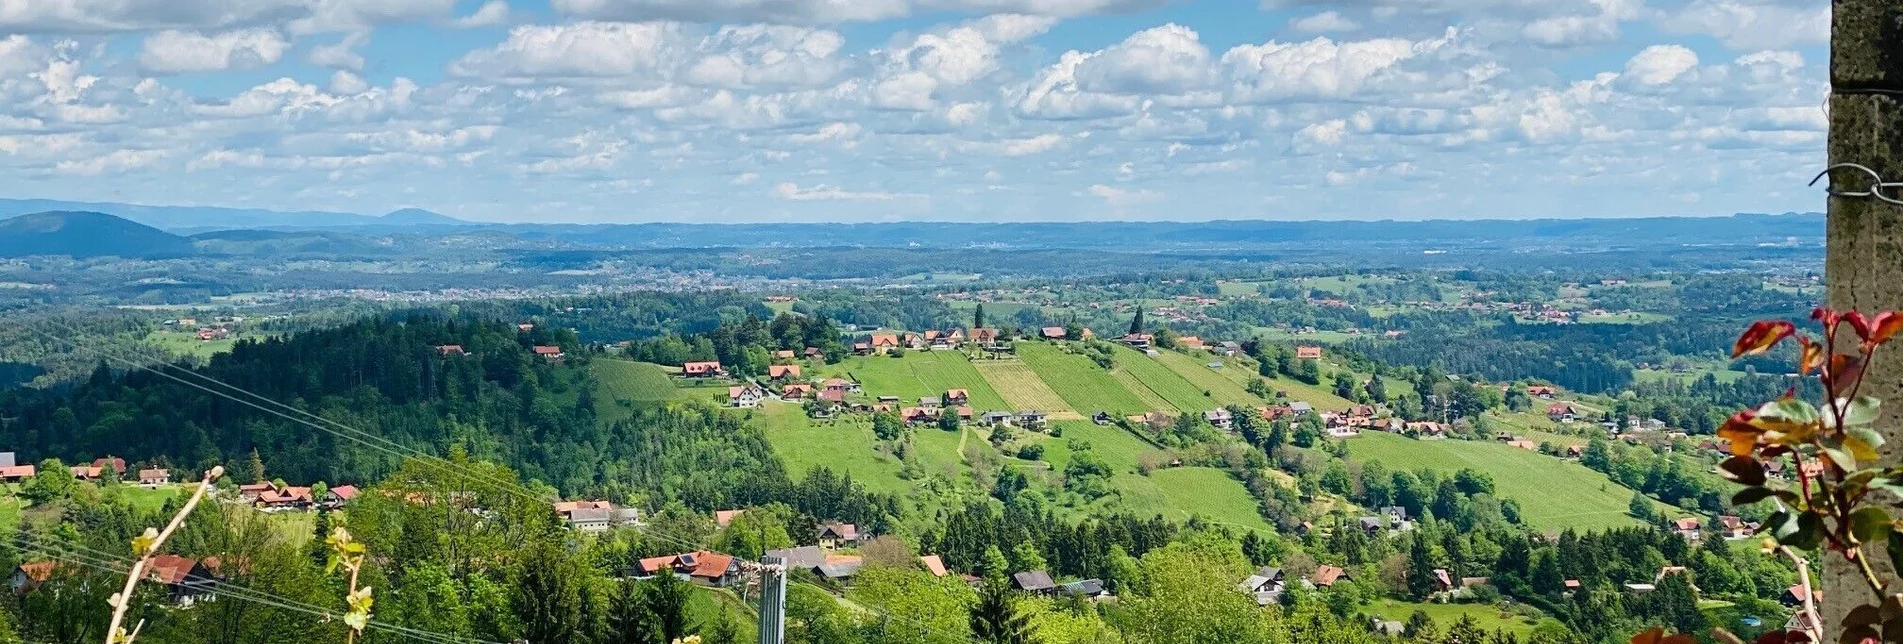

left=0, top=199, right=471, bottom=231
left=0, top=207, right=1828, bottom=260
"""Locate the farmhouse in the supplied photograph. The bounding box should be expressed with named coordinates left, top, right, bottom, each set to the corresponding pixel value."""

left=768, top=364, right=802, bottom=380
left=1527, top=385, right=1558, bottom=398
left=1040, top=327, right=1067, bottom=340
left=634, top=551, right=740, bottom=587
left=1296, top=346, right=1323, bottom=360
left=1121, top=333, right=1154, bottom=348
left=1178, top=336, right=1204, bottom=350
left=780, top=384, right=814, bottom=400
left=1547, top=403, right=1578, bottom=422
left=728, top=385, right=767, bottom=408
left=773, top=350, right=796, bottom=360
left=818, top=522, right=862, bottom=549
left=682, top=361, right=725, bottom=378
left=1672, top=517, right=1702, bottom=542
left=1012, top=570, right=1057, bottom=595
left=1015, top=410, right=1048, bottom=429
left=138, top=468, right=170, bottom=486
left=870, top=334, right=900, bottom=352
left=944, top=389, right=970, bottom=405
left=1310, top=565, right=1350, bottom=587
left=532, top=345, right=564, bottom=361
left=1203, top=408, right=1233, bottom=430
left=969, top=328, right=998, bottom=344
left=142, top=554, right=222, bottom=606
left=981, top=411, right=1016, bottom=426
left=1238, top=567, right=1286, bottom=606
left=0, top=463, right=33, bottom=482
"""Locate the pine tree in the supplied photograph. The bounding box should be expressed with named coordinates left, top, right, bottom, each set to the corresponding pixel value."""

left=1627, top=491, right=1655, bottom=522
left=1406, top=535, right=1440, bottom=600
left=1129, top=309, right=1144, bottom=336
left=309, top=508, right=332, bottom=570
left=969, top=577, right=1034, bottom=644
left=974, top=304, right=986, bottom=329
left=246, top=448, right=266, bottom=485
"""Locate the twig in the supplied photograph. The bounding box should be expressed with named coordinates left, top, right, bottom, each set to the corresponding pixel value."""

left=1779, top=545, right=1823, bottom=643
left=104, top=466, right=224, bottom=644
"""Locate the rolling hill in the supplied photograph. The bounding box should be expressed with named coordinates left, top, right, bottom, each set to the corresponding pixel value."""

left=0, top=211, right=194, bottom=258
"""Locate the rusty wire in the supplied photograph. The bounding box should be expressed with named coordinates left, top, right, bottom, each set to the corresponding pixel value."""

left=1810, top=163, right=1903, bottom=205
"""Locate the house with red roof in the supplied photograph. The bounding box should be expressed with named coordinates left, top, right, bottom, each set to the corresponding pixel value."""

left=919, top=555, right=949, bottom=578
left=1296, top=346, right=1324, bottom=360
left=768, top=364, right=802, bottom=380
left=780, top=383, right=814, bottom=400
left=1547, top=403, right=1578, bottom=422
left=436, top=345, right=467, bottom=357
left=0, top=464, right=34, bottom=482
left=1040, top=327, right=1067, bottom=340
left=634, top=551, right=740, bottom=587
left=818, top=521, right=861, bottom=550
left=532, top=345, right=564, bottom=361
left=138, top=468, right=170, bottom=486
left=682, top=361, right=725, bottom=378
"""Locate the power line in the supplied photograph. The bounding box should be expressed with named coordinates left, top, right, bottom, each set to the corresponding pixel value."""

left=12, top=537, right=494, bottom=644
left=24, top=320, right=984, bottom=643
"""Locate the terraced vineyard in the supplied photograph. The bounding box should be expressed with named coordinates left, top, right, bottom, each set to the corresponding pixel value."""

left=1107, top=366, right=1178, bottom=413
left=1151, top=349, right=1266, bottom=408
left=1110, top=344, right=1217, bottom=413
left=1016, top=342, right=1150, bottom=415
left=970, top=358, right=1076, bottom=417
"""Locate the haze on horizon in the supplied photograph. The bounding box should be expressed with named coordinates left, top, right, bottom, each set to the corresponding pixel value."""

left=0, top=0, right=1829, bottom=224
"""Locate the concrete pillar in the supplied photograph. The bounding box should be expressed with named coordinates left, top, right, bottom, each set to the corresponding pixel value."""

left=1822, top=0, right=1903, bottom=630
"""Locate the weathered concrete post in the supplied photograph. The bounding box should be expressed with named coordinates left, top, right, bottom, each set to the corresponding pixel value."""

left=1823, top=0, right=1903, bottom=630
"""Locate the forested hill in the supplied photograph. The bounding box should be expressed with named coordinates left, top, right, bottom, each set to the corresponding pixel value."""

left=0, top=315, right=592, bottom=489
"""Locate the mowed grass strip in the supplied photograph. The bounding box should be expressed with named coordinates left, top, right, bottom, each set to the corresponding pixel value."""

left=1016, top=342, right=1149, bottom=415
left=1110, top=345, right=1217, bottom=413
left=1150, top=350, right=1264, bottom=408
left=972, top=359, right=1075, bottom=415
left=1346, top=432, right=1656, bottom=532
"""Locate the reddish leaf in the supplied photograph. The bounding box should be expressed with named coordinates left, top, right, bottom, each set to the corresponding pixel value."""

left=1870, top=312, right=1903, bottom=345
left=1799, top=337, right=1825, bottom=375
left=1734, top=321, right=1796, bottom=358
left=1718, top=410, right=1763, bottom=456
left=1830, top=354, right=1866, bottom=397
left=1631, top=627, right=1695, bottom=644
left=1814, top=307, right=1836, bottom=324
left=1845, top=311, right=1874, bottom=341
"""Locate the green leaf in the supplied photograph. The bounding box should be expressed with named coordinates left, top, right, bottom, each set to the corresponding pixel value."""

left=1848, top=427, right=1887, bottom=464
left=1851, top=506, right=1895, bottom=542
left=1768, top=510, right=1797, bottom=539
left=1822, top=443, right=1857, bottom=471
left=1733, top=487, right=1776, bottom=505
left=1891, top=534, right=1903, bottom=596
left=1760, top=398, right=1821, bottom=424
left=1844, top=396, right=1883, bottom=427
left=1790, top=512, right=1825, bottom=550
left=1719, top=456, right=1767, bottom=486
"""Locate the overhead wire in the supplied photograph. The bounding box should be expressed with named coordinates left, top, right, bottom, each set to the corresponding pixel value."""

left=22, top=316, right=985, bottom=643
left=12, top=536, right=494, bottom=644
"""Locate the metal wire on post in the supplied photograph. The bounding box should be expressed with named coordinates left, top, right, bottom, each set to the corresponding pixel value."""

left=1810, top=163, right=1903, bottom=205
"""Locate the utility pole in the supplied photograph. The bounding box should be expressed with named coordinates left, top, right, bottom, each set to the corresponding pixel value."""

left=756, top=555, right=787, bottom=644
left=1822, top=0, right=1903, bottom=630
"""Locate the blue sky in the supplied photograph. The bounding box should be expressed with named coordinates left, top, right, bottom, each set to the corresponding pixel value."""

left=0, top=0, right=1830, bottom=222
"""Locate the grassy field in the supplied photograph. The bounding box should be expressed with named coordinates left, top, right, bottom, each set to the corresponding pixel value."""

left=818, top=352, right=1010, bottom=410
left=146, top=330, right=237, bottom=359
left=1633, top=367, right=1750, bottom=385
left=758, top=404, right=909, bottom=494
left=1109, top=345, right=1219, bottom=413
left=1216, top=281, right=1267, bottom=297
left=1151, top=350, right=1265, bottom=408
left=971, top=359, right=1075, bottom=415
left=1365, top=599, right=1555, bottom=636
left=1017, top=343, right=1149, bottom=415
left=591, top=360, right=682, bottom=422
left=1346, top=432, right=1654, bottom=531
left=1142, top=467, right=1272, bottom=532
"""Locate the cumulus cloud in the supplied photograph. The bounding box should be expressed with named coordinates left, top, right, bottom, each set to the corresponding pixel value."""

left=139, top=28, right=287, bottom=73
left=1623, top=44, right=1699, bottom=86
left=308, top=31, right=369, bottom=70
left=450, top=21, right=683, bottom=80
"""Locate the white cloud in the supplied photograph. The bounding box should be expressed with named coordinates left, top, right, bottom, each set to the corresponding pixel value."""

left=451, top=0, right=512, bottom=27
left=451, top=21, right=682, bottom=79
left=289, top=0, right=458, bottom=34
left=1655, top=0, right=1829, bottom=50
left=1072, top=24, right=1212, bottom=94
left=139, top=28, right=287, bottom=73
left=551, top=0, right=1148, bottom=25
left=1290, top=11, right=1359, bottom=33
left=1086, top=183, right=1161, bottom=211
left=330, top=69, right=370, bottom=94
left=56, top=148, right=166, bottom=175
left=309, top=31, right=369, bottom=70
left=1623, top=44, right=1698, bottom=86
left=193, top=77, right=339, bottom=118
left=1222, top=32, right=1447, bottom=103
left=782, top=122, right=861, bottom=145
left=772, top=181, right=918, bottom=200
left=0, top=0, right=301, bottom=32
left=1291, top=118, right=1347, bottom=149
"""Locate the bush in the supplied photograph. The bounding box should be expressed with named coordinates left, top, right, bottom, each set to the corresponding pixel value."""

left=1017, top=444, right=1044, bottom=461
